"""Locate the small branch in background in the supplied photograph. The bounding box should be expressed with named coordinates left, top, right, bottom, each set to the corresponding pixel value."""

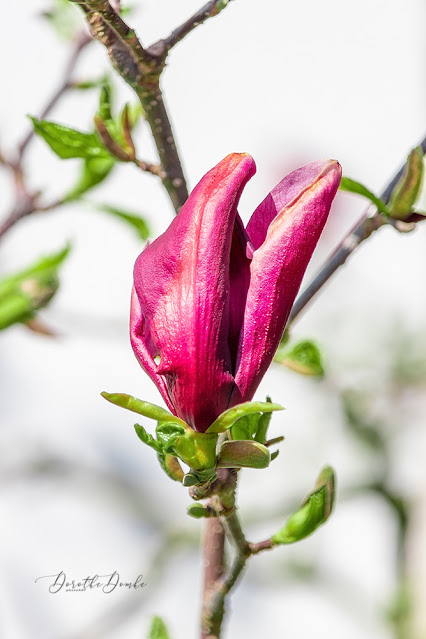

left=0, top=30, right=91, bottom=240
left=160, top=0, right=234, bottom=53
left=289, top=134, right=426, bottom=323
left=17, top=31, right=91, bottom=160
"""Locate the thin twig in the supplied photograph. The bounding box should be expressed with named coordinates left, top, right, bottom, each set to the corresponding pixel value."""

left=0, top=31, right=91, bottom=240
left=289, top=134, right=426, bottom=323
left=161, top=0, right=234, bottom=53
left=17, top=31, right=91, bottom=160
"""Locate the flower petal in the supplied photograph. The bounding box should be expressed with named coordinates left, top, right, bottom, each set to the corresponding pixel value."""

left=231, top=160, right=342, bottom=404
left=246, top=160, right=335, bottom=249
left=132, top=153, right=256, bottom=431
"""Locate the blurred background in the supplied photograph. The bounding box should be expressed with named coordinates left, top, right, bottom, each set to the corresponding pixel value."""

left=0, top=1, right=425, bottom=637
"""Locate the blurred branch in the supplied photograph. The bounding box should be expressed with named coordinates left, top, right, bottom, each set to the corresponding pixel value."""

left=289, top=134, right=426, bottom=323
left=161, top=0, right=234, bottom=52
left=0, top=31, right=91, bottom=240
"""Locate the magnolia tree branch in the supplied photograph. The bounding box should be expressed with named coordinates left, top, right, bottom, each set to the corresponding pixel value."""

left=289, top=134, right=426, bottom=323
left=74, top=1, right=189, bottom=211
left=161, top=0, right=233, bottom=52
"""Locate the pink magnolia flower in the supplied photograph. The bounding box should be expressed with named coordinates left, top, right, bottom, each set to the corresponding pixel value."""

left=131, top=154, right=341, bottom=432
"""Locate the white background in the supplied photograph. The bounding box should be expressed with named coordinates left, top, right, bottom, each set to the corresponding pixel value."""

left=0, top=1, right=425, bottom=638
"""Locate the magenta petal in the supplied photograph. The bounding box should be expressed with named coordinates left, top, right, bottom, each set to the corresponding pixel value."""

left=231, top=160, right=342, bottom=405
left=130, top=286, right=175, bottom=413
left=132, top=153, right=256, bottom=431
left=246, top=160, right=334, bottom=250
left=228, top=212, right=252, bottom=365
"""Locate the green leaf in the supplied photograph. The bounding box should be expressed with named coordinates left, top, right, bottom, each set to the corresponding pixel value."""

left=134, top=423, right=162, bottom=452
left=0, top=245, right=70, bottom=330
left=187, top=504, right=210, bottom=518
left=29, top=116, right=111, bottom=160
left=340, top=176, right=389, bottom=215
left=92, top=204, right=150, bottom=240
left=272, top=466, right=336, bottom=545
left=148, top=616, right=170, bottom=639
left=217, top=440, right=270, bottom=469
left=101, top=392, right=188, bottom=427
left=388, top=147, right=425, bottom=220
left=206, top=401, right=284, bottom=434
left=156, top=423, right=186, bottom=452
left=275, top=339, right=325, bottom=377
left=42, top=0, right=81, bottom=41
left=65, top=157, right=115, bottom=201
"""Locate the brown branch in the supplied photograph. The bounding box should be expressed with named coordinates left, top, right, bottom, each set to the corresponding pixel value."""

left=69, top=0, right=156, bottom=69
left=160, top=0, right=234, bottom=53
left=289, top=134, right=426, bottom=323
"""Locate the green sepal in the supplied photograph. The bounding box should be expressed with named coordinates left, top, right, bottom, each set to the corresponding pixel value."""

left=29, top=116, right=111, bottom=160
left=272, top=466, right=336, bottom=545
left=134, top=423, right=162, bottom=452
left=173, top=430, right=218, bottom=471
left=182, top=466, right=217, bottom=487
left=229, top=397, right=277, bottom=444
left=274, top=339, right=325, bottom=377
left=206, top=401, right=284, bottom=434
left=101, top=392, right=188, bottom=427
left=157, top=453, right=184, bottom=483
left=217, top=440, right=270, bottom=469
left=156, top=422, right=186, bottom=452
left=0, top=245, right=70, bottom=330
left=148, top=615, right=170, bottom=639
left=388, top=147, right=424, bottom=220
left=339, top=176, right=389, bottom=215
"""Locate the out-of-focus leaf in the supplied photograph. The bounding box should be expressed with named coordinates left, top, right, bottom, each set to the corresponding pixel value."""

left=65, top=157, right=115, bottom=201
left=30, top=117, right=111, bottom=160
left=388, top=147, right=424, bottom=220
left=0, top=246, right=70, bottom=330
left=42, top=0, right=81, bottom=41
left=275, top=339, right=325, bottom=377
left=340, top=176, right=389, bottom=215
left=148, top=616, right=171, bottom=639
left=272, top=466, right=336, bottom=545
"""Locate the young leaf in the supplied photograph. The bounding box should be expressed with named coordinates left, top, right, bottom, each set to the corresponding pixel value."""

left=65, top=157, right=115, bottom=201
left=148, top=616, right=171, bottom=639
left=275, top=340, right=325, bottom=377
left=29, top=116, right=111, bottom=160
left=340, top=176, right=389, bottom=215
left=134, top=423, right=162, bottom=452
left=272, top=466, right=336, bottom=545
left=156, top=423, right=186, bottom=452
left=42, top=0, right=81, bottom=41
left=388, top=147, right=424, bottom=220
left=101, top=392, right=188, bottom=427
left=207, top=401, right=284, bottom=434
left=92, top=204, right=150, bottom=240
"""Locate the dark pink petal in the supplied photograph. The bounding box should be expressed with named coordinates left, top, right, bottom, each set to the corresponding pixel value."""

left=246, top=160, right=333, bottom=250
left=130, top=286, right=175, bottom=413
left=132, top=153, right=256, bottom=431
left=228, top=213, right=252, bottom=365
left=231, top=160, right=342, bottom=405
